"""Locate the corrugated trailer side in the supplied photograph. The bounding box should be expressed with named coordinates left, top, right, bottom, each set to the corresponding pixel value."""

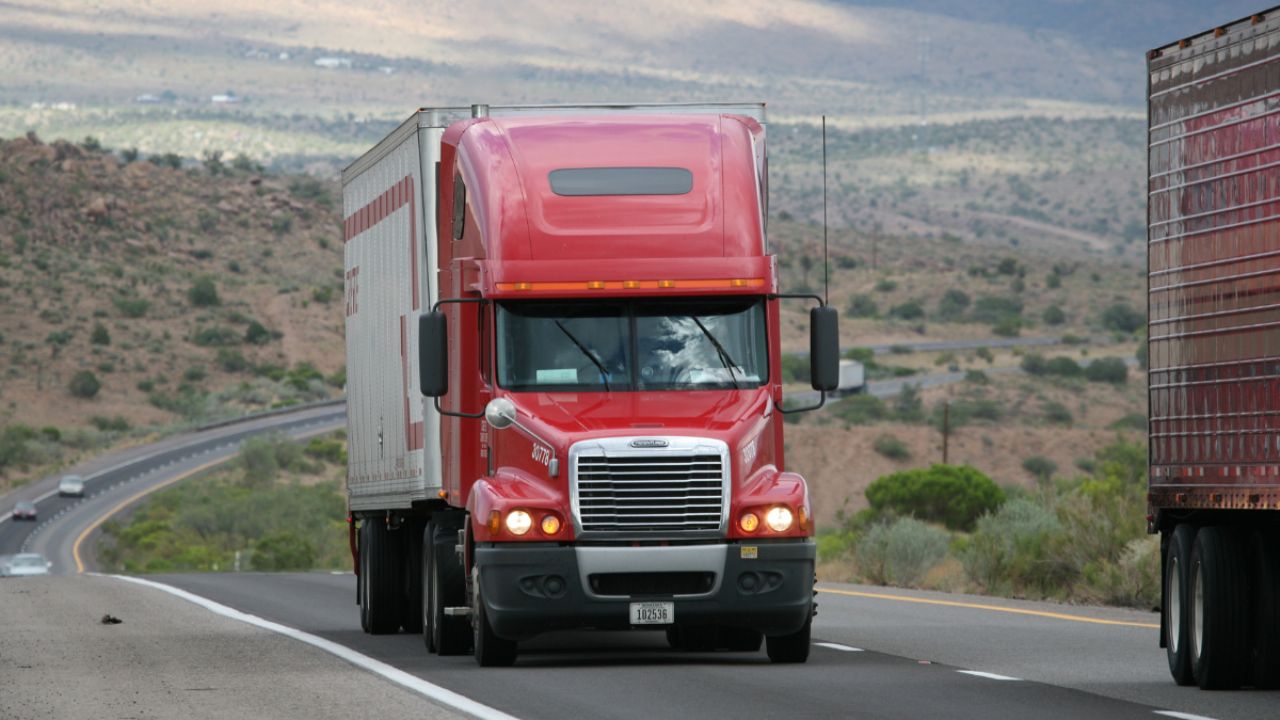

left=1147, top=6, right=1280, bottom=691
left=342, top=112, right=449, bottom=511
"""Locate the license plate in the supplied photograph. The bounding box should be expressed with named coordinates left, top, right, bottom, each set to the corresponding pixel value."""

left=629, top=601, right=674, bottom=625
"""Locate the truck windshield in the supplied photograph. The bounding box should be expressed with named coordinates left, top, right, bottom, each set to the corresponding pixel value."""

left=496, top=298, right=767, bottom=392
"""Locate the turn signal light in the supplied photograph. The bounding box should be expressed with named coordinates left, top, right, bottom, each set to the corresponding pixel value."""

left=798, top=505, right=809, bottom=531
left=541, top=514, right=562, bottom=535
left=587, top=281, right=605, bottom=290
left=739, top=512, right=760, bottom=533
left=488, top=510, right=501, bottom=535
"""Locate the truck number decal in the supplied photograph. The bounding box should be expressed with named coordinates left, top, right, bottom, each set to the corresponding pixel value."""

left=531, top=444, right=552, bottom=466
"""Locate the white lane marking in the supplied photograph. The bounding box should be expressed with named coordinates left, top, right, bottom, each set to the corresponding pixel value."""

left=1155, top=712, right=1218, bottom=720
left=104, top=575, right=520, bottom=720
left=814, top=642, right=863, bottom=652
left=957, top=670, right=1021, bottom=681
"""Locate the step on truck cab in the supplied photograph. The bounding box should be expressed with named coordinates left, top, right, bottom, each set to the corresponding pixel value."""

left=342, top=103, right=840, bottom=666
left=1147, top=8, right=1280, bottom=690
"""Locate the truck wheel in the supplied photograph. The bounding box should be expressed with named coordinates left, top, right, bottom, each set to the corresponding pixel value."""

left=1250, top=530, right=1280, bottom=689
left=765, top=615, right=811, bottom=663
left=432, top=524, right=470, bottom=655
left=361, top=518, right=402, bottom=635
left=1190, top=527, right=1250, bottom=689
left=401, top=522, right=423, bottom=635
left=473, top=567, right=517, bottom=667
left=1164, top=524, right=1194, bottom=686
left=422, top=524, right=435, bottom=651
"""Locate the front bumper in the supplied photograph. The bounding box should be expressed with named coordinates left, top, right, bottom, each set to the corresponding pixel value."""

left=474, top=539, right=815, bottom=641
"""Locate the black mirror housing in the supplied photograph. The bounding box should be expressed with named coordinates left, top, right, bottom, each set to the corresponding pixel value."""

left=809, top=306, right=839, bottom=392
left=419, top=312, right=448, bottom=397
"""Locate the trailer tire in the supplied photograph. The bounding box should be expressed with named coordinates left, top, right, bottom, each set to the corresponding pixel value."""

left=473, top=567, right=517, bottom=667
left=422, top=524, right=435, bottom=651
left=431, top=524, right=470, bottom=656
left=1164, top=524, right=1195, bottom=686
left=766, top=615, right=811, bottom=664
left=401, top=522, right=423, bottom=635
left=1190, top=527, right=1251, bottom=689
left=360, top=518, right=402, bottom=635
left=1250, top=530, right=1280, bottom=689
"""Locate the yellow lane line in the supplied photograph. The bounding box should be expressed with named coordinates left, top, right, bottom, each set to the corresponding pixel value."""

left=818, top=587, right=1160, bottom=629
left=73, top=456, right=230, bottom=574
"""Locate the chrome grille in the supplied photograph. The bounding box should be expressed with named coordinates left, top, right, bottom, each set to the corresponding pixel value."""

left=572, top=439, right=728, bottom=535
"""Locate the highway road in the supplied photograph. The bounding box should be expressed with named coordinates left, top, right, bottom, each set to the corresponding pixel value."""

left=4, top=402, right=1277, bottom=720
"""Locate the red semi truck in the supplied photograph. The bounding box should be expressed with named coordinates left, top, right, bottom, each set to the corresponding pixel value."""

left=1147, top=8, right=1280, bottom=690
left=342, top=103, right=839, bottom=666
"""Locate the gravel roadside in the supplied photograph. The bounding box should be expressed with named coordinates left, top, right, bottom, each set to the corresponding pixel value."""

left=0, top=575, right=465, bottom=720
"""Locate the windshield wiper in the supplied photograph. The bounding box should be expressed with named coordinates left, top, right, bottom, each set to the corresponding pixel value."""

left=554, top=320, right=611, bottom=391
left=691, top=316, right=740, bottom=390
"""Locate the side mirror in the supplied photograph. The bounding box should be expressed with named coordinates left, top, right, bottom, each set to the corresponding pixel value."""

left=419, top=312, right=448, bottom=397
left=809, top=306, right=840, bottom=392
left=484, top=397, right=516, bottom=429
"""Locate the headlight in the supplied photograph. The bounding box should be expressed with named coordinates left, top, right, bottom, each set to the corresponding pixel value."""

left=764, top=506, right=794, bottom=532
left=505, top=510, right=532, bottom=535
left=739, top=512, right=760, bottom=533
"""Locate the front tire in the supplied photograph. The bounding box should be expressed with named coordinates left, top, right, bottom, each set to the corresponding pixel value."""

left=1164, top=524, right=1195, bottom=686
left=473, top=567, right=517, bottom=667
left=766, top=615, right=811, bottom=664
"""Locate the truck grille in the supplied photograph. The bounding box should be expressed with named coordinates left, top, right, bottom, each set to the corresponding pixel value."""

left=572, top=441, right=728, bottom=536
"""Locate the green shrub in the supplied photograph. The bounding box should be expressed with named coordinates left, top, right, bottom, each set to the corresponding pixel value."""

left=217, top=348, right=249, bottom=373
left=780, top=354, right=810, bottom=383
left=936, top=289, right=970, bottom=320
left=1109, top=413, right=1147, bottom=431
left=1042, top=306, right=1066, bottom=325
left=1042, top=401, right=1073, bottom=425
left=188, top=276, right=221, bottom=307
left=305, top=437, right=347, bottom=464
left=113, top=296, right=150, bottom=318
left=940, top=398, right=1002, bottom=427
left=1022, top=455, right=1058, bottom=481
left=69, top=371, right=101, bottom=399
left=971, top=295, right=1023, bottom=325
left=832, top=394, right=887, bottom=425
left=1085, top=357, right=1128, bottom=384
left=184, top=365, right=208, bottom=383
left=847, top=294, right=878, bottom=318
left=252, top=531, right=316, bottom=571
left=857, top=517, right=949, bottom=586
left=193, top=325, right=239, bottom=347
left=893, top=383, right=925, bottom=423
left=874, top=278, right=898, bottom=293
left=965, top=369, right=990, bottom=384
left=974, top=347, right=994, bottom=363
left=1046, top=273, right=1061, bottom=289
left=90, top=322, right=111, bottom=346
left=962, top=498, right=1069, bottom=595
left=864, top=464, right=1004, bottom=531
left=873, top=433, right=911, bottom=461
left=244, top=321, right=272, bottom=345
left=889, top=300, right=925, bottom=320
left=1135, top=338, right=1148, bottom=370
left=991, top=316, right=1022, bottom=337
left=89, top=415, right=130, bottom=432
left=1100, top=303, right=1143, bottom=333
left=1046, top=356, right=1083, bottom=377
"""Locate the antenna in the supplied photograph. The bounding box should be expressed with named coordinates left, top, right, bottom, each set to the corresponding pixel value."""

left=822, top=115, right=829, bottom=307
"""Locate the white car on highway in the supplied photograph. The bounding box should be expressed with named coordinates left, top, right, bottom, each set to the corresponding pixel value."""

left=0, top=553, right=52, bottom=577
left=58, top=474, right=85, bottom=497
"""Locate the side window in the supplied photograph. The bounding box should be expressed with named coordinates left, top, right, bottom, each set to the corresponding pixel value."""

left=452, top=174, right=466, bottom=240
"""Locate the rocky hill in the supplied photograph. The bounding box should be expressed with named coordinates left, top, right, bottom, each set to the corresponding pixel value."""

left=0, top=133, right=344, bottom=467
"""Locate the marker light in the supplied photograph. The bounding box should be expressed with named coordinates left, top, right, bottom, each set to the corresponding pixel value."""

left=506, top=510, right=533, bottom=535
left=765, top=506, right=794, bottom=533
left=541, top=514, right=562, bottom=535
left=798, top=505, right=809, bottom=531
left=488, top=511, right=501, bottom=535
left=739, top=512, right=760, bottom=533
